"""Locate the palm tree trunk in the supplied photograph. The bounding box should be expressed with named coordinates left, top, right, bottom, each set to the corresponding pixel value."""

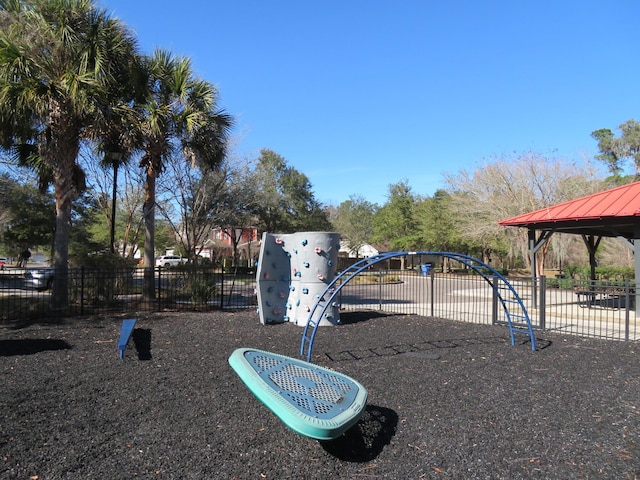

left=143, top=172, right=156, bottom=300
left=52, top=189, right=71, bottom=309
left=49, top=114, right=80, bottom=310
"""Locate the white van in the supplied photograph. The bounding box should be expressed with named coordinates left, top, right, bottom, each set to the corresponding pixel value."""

left=155, top=255, right=186, bottom=267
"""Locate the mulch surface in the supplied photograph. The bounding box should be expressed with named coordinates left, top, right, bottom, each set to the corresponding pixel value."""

left=1, top=310, right=639, bottom=479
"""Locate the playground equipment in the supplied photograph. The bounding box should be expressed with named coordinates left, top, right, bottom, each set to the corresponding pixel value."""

left=256, top=232, right=341, bottom=326
left=300, top=252, right=537, bottom=362
left=228, top=348, right=367, bottom=440
left=232, top=232, right=368, bottom=441
left=235, top=247, right=535, bottom=440
left=117, top=318, right=137, bottom=359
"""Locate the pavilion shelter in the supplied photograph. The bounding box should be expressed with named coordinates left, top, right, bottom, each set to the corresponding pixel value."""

left=498, top=181, right=640, bottom=315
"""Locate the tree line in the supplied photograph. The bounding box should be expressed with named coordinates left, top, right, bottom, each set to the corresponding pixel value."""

left=3, top=144, right=636, bottom=282
left=332, top=145, right=638, bottom=274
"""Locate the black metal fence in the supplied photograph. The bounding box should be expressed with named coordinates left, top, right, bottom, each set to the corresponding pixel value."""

left=338, top=270, right=638, bottom=342
left=1, top=266, right=637, bottom=342
left=0, top=266, right=257, bottom=323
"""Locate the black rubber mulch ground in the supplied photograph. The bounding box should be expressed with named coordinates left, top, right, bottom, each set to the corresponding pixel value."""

left=1, top=310, right=639, bottom=479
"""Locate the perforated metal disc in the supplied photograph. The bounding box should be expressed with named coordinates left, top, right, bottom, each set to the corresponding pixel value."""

left=245, top=351, right=359, bottom=419
left=229, top=348, right=368, bottom=440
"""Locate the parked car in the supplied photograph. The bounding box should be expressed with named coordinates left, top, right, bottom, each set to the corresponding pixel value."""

left=0, top=256, right=7, bottom=269
left=155, top=255, right=186, bottom=267
left=24, top=267, right=54, bottom=290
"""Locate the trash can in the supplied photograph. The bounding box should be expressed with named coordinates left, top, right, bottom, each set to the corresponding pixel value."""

left=420, top=264, right=431, bottom=276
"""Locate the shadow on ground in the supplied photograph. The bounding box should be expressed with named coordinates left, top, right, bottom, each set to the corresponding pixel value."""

left=339, top=311, right=406, bottom=325
left=0, top=338, right=72, bottom=356
left=324, top=335, right=551, bottom=362
left=320, top=404, right=398, bottom=462
left=132, top=328, right=152, bottom=360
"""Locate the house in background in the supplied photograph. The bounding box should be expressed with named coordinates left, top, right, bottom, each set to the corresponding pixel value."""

left=339, top=240, right=379, bottom=258
left=165, top=226, right=260, bottom=267
left=202, top=227, right=260, bottom=266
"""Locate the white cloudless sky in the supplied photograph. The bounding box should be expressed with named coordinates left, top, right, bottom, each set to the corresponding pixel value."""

left=100, top=0, right=640, bottom=205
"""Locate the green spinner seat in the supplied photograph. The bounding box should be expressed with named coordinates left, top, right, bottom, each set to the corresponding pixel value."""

left=229, top=348, right=367, bottom=440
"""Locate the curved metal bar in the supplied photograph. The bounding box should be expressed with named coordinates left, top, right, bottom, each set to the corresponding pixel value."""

left=300, top=251, right=536, bottom=362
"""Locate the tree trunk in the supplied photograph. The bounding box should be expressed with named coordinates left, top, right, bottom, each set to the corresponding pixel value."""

left=536, top=240, right=551, bottom=276
left=143, top=172, right=156, bottom=301
left=49, top=111, right=80, bottom=310
left=51, top=189, right=71, bottom=309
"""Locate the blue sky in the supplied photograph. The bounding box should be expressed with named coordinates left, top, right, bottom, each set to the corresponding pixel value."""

left=100, top=0, right=640, bottom=206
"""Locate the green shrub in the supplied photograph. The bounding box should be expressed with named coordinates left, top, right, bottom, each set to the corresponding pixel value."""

left=564, top=265, right=634, bottom=281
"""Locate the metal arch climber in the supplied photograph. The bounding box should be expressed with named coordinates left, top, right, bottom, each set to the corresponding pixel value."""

left=300, top=251, right=537, bottom=362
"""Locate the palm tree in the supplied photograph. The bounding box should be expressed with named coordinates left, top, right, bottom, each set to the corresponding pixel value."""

left=137, top=49, right=233, bottom=300
left=0, top=0, right=141, bottom=308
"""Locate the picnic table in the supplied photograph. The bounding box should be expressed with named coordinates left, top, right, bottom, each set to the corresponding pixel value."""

left=574, top=286, right=634, bottom=309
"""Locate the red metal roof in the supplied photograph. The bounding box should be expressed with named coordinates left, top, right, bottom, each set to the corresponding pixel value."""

left=499, top=181, right=640, bottom=227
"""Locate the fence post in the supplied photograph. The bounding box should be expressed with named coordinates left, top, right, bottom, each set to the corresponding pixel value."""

left=625, top=280, right=630, bottom=342
left=157, top=267, right=161, bottom=311
left=539, top=275, right=546, bottom=330
left=80, top=267, right=84, bottom=316
left=378, top=270, right=383, bottom=311
left=491, top=278, right=498, bottom=325
left=429, top=268, right=434, bottom=317
left=219, top=268, right=224, bottom=309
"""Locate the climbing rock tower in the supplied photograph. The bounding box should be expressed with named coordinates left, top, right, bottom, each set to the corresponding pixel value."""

left=256, top=232, right=340, bottom=326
